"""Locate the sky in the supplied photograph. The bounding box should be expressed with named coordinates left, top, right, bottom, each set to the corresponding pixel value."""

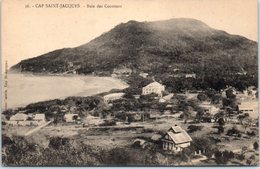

left=2, top=0, right=258, bottom=68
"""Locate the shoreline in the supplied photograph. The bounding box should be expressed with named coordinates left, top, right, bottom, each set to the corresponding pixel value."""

left=7, top=72, right=129, bottom=86
left=5, top=73, right=129, bottom=110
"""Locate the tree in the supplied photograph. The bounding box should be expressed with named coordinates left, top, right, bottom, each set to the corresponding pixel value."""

left=216, top=116, right=225, bottom=134
left=211, top=95, right=222, bottom=104
left=72, top=115, right=78, bottom=122
left=217, top=126, right=224, bottom=134
left=187, top=125, right=203, bottom=133
left=195, top=109, right=204, bottom=123
left=227, top=127, right=241, bottom=137
left=214, top=150, right=234, bottom=164
left=206, top=88, right=217, bottom=99
left=234, top=81, right=247, bottom=92
left=183, top=110, right=191, bottom=124
left=243, top=116, right=253, bottom=133
left=197, top=93, right=207, bottom=101
left=191, top=138, right=214, bottom=157
left=180, top=148, right=193, bottom=163
left=253, top=142, right=259, bottom=150
left=223, top=150, right=234, bottom=160
left=226, top=89, right=236, bottom=99
left=237, top=113, right=249, bottom=125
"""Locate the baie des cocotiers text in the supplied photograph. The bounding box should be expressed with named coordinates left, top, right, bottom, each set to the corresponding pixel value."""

left=33, top=3, right=123, bottom=9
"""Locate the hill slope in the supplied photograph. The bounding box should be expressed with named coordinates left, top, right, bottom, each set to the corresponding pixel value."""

left=11, top=18, right=258, bottom=77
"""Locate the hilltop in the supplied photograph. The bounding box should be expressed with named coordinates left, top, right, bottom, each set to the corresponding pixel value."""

left=11, top=18, right=257, bottom=78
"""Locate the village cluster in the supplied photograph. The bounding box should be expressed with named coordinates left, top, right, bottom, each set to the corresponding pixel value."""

left=3, top=67, right=259, bottom=165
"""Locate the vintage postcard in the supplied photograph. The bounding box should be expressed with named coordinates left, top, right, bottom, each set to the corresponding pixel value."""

left=1, top=0, right=259, bottom=166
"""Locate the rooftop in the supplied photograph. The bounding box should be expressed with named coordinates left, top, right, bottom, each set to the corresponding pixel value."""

left=10, top=113, right=28, bottom=121
left=144, top=81, right=164, bottom=88
left=34, top=114, right=46, bottom=120
left=169, top=125, right=183, bottom=133
left=167, top=131, right=192, bottom=144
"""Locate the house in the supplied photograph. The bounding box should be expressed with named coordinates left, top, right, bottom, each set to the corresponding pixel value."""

left=139, top=72, right=149, bottom=78
left=33, top=114, right=46, bottom=122
left=238, top=101, right=258, bottom=119
left=133, top=95, right=140, bottom=99
left=159, top=98, right=166, bottom=103
left=159, top=93, right=174, bottom=103
left=103, top=93, right=125, bottom=104
left=142, top=81, right=165, bottom=97
left=112, top=67, right=132, bottom=77
left=8, top=113, right=32, bottom=126
left=199, top=102, right=220, bottom=115
left=161, top=125, right=192, bottom=152
left=163, top=93, right=174, bottom=101
left=64, top=113, right=81, bottom=123
left=185, top=73, right=196, bottom=79
left=9, top=113, right=28, bottom=121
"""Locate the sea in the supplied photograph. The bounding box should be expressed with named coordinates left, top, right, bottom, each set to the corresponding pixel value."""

left=2, top=73, right=128, bottom=109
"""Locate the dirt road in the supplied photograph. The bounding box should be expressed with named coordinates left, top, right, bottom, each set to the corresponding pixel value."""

left=24, top=121, right=53, bottom=136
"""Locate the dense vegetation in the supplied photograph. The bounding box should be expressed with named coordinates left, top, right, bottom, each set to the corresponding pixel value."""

left=3, top=134, right=256, bottom=166
left=1, top=135, right=192, bottom=166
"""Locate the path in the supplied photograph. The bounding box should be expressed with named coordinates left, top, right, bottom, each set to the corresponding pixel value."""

left=191, top=155, right=208, bottom=164
left=24, top=121, right=53, bottom=136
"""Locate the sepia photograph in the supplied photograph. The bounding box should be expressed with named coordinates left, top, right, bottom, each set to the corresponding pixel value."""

left=1, top=0, right=259, bottom=166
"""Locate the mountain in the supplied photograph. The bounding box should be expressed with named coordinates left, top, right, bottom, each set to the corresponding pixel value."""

left=11, top=18, right=258, bottom=77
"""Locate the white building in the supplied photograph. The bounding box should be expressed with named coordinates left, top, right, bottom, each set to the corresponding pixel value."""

left=9, top=113, right=28, bottom=121
left=185, top=73, right=196, bottom=79
left=7, top=113, right=46, bottom=126
left=139, top=72, right=149, bottom=78
left=200, top=102, right=220, bottom=115
left=238, top=101, right=258, bottom=119
left=142, top=81, right=165, bottom=97
left=103, top=93, right=125, bottom=104
left=34, top=114, right=46, bottom=122
left=161, top=125, right=192, bottom=152
left=112, top=67, right=132, bottom=77
left=64, top=113, right=80, bottom=123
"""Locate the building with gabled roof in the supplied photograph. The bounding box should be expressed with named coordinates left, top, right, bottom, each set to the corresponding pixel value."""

left=7, top=113, right=47, bottom=126
left=9, top=113, right=28, bottom=121
left=161, top=125, right=192, bottom=152
left=142, top=81, right=165, bottom=97
left=33, top=114, right=46, bottom=122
